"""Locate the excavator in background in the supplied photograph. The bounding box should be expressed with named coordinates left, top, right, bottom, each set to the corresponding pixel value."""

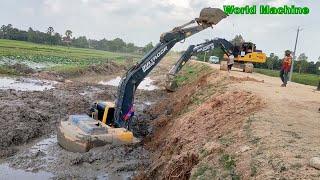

left=218, top=39, right=267, bottom=73
left=165, top=40, right=215, bottom=92
left=165, top=38, right=229, bottom=92
left=164, top=38, right=267, bottom=92
left=57, top=7, right=227, bottom=152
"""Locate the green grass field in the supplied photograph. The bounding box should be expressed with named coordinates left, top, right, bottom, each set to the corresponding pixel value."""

left=254, top=68, right=319, bottom=87
left=0, top=39, right=140, bottom=74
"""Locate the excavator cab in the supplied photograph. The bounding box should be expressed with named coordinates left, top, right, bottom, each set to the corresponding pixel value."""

left=241, top=42, right=255, bottom=54
left=90, top=101, right=116, bottom=126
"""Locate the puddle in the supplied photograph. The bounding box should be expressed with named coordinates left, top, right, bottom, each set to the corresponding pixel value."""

left=99, top=76, right=158, bottom=91
left=79, top=86, right=103, bottom=97
left=0, top=163, right=53, bottom=180
left=0, top=135, right=57, bottom=179
left=0, top=77, right=57, bottom=91
left=143, top=101, right=154, bottom=106
left=97, top=173, right=132, bottom=180
left=29, top=135, right=58, bottom=163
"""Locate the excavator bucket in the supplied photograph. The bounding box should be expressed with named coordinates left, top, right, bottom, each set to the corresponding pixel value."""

left=197, top=8, right=227, bottom=25
left=57, top=115, right=139, bottom=152
left=165, top=74, right=178, bottom=92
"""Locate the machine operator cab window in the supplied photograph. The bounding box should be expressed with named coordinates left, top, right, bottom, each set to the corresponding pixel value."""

left=90, top=101, right=115, bottom=126
left=240, top=42, right=256, bottom=56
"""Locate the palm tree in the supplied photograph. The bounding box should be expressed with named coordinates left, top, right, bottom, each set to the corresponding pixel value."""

left=47, top=27, right=54, bottom=36
left=63, top=30, right=73, bottom=47
left=65, top=30, right=72, bottom=39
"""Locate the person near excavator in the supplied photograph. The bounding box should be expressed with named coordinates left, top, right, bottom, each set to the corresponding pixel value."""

left=227, top=50, right=234, bottom=72
left=280, top=50, right=292, bottom=87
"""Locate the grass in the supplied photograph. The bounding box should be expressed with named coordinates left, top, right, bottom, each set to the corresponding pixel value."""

left=254, top=68, right=319, bottom=87
left=0, top=66, right=19, bottom=75
left=0, top=39, right=140, bottom=74
left=175, top=63, right=213, bottom=86
left=219, top=154, right=240, bottom=180
left=191, top=164, right=217, bottom=180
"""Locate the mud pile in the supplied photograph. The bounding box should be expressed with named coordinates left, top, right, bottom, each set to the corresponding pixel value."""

left=0, top=89, right=90, bottom=157
left=57, top=61, right=126, bottom=78
left=7, top=63, right=35, bottom=74
left=140, top=73, right=263, bottom=179
left=229, top=75, right=264, bottom=83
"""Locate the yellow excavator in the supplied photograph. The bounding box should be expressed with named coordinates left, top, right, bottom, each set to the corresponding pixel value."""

left=57, top=7, right=228, bottom=152
left=219, top=40, right=266, bottom=73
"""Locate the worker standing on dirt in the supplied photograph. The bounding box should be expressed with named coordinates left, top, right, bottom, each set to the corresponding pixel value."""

left=280, top=50, right=292, bottom=87
left=227, top=50, right=234, bottom=72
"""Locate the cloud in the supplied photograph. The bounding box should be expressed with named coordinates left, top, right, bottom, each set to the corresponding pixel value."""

left=0, top=0, right=319, bottom=61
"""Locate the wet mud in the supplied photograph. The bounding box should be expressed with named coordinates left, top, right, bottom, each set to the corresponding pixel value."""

left=0, top=61, right=166, bottom=178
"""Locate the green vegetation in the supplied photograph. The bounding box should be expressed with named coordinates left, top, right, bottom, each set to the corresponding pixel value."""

left=0, top=39, right=140, bottom=75
left=219, top=135, right=235, bottom=147
left=175, top=63, right=212, bottom=86
left=0, top=66, right=18, bottom=75
left=191, top=164, right=217, bottom=180
left=219, top=154, right=240, bottom=180
left=0, top=24, right=153, bottom=53
left=254, top=68, right=319, bottom=86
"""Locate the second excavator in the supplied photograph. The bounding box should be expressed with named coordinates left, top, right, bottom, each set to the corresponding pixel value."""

left=165, top=38, right=237, bottom=92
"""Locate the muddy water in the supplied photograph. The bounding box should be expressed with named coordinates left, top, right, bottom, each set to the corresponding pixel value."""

left=0, top=164, right=53, bottom=179
left=99, top=76, right=159, bottom=91
left=0, top=135, right=57, bottom=179
left=0, top=77, right=57, bottom=91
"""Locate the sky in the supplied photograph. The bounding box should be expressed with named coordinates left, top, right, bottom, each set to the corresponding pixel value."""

left=1, top=0, right=319, bottom=61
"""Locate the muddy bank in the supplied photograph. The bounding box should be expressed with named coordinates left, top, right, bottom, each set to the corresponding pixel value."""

left=0, top=88, right=89, bottom=157
left=139, top=72, right=264, bottom=179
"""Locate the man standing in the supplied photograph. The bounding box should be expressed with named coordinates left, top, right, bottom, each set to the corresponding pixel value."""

left=227, top=50, right=234, bottom=72
left=280, top=50, right=292, bottom=87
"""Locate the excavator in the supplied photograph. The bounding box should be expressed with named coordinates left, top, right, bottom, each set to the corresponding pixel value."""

left=57, top=7, right=227, bottom=152
left=165, top=38, right=231, bottom=92
left=219, top=39, right=267, bottom=73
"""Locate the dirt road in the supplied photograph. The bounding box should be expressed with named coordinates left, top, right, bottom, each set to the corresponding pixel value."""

left=209, top=63, right=320, bottom=179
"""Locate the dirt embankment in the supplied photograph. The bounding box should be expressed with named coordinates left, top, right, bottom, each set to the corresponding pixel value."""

left=33, top=61, right=127, bottom=81
left=138, top=71, right=264, bottom=179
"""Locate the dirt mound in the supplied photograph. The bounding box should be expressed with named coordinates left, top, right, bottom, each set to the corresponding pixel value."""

left=3, top=63, right=35, bottom=74
left=230, top=75, right=264, bottom=83
left=229, top=75, right=264, bottom=83
left=140, top=73, right=263, bottom=179
left=60, top=61, right=126, bottom=78
left=32, top=61, right=126, bottom=81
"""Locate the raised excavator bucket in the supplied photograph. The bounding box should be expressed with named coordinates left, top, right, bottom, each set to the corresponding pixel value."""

left=197, top=8, right=228, bottom=26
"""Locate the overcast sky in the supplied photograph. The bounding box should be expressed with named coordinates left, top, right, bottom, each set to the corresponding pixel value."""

left=1, top=0, right=319, bottom=61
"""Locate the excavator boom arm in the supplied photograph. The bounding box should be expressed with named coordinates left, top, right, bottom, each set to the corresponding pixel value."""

left=114, top=8, right=227, bottom=128
left=168, top=39, right=217, bottom=76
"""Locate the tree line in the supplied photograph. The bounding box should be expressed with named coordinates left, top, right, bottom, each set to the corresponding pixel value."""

left=196, top=35, right=320, bottom=75
left=0, top=24, right=154, bottom=54
left=255, top=52, right=320, bottom=75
